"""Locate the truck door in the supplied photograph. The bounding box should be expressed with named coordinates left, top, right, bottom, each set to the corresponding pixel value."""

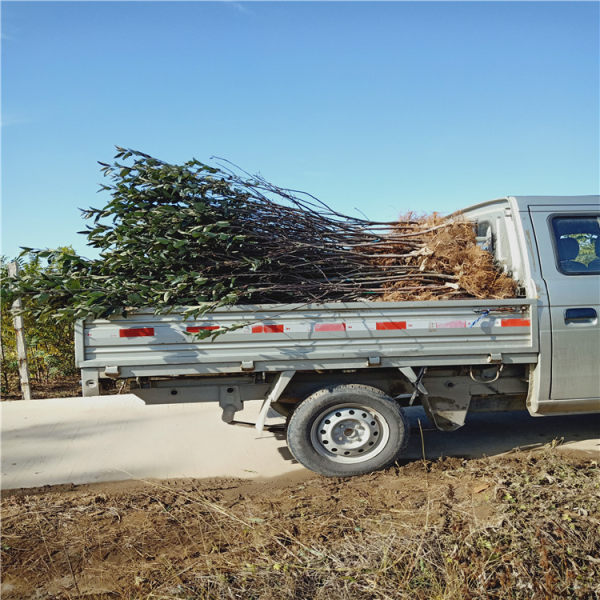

left=529, top=206, right=600, bottom=401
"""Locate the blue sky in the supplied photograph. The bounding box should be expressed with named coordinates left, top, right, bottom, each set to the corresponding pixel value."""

left=2, top=1, right=598, bottom=259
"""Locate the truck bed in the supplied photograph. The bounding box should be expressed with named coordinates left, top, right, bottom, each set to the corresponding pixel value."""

left=76, top=299, right=538, bottom=378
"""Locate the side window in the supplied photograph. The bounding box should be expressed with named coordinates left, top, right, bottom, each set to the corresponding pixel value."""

left=476, top=220, right=493, bottom=252
left=551, top=216, right=600, bottom=275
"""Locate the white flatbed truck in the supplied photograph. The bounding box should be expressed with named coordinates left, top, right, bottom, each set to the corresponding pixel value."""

left=76, top=196, right=600, bottom=476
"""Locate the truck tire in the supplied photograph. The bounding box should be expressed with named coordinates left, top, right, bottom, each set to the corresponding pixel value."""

left=286, top=384, right=409, bottom=477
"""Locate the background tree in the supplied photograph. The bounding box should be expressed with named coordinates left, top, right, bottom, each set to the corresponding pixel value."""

left=1, top=253, right=77, bottom=395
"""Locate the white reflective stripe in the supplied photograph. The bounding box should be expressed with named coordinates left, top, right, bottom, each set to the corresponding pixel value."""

left=430, top=320, right=467, bottom=329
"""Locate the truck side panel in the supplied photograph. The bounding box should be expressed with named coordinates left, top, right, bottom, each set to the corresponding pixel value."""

left=77, top=299, right=537, bottom=378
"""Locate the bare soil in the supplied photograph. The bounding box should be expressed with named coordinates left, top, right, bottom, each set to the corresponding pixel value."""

left=2, top=448, right=598, bottom=599
left=1, top=375, right=124, bottom=401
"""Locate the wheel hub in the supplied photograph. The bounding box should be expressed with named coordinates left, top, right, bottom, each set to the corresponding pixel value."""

left=311, top=405, right=388, bottom=463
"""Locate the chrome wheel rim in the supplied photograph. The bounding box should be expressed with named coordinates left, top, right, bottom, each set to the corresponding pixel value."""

left=310, top=403, right=390, bottom=464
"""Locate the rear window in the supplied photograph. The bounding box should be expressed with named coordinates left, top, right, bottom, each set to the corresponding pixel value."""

left=551, top=216, right=600, bottom=275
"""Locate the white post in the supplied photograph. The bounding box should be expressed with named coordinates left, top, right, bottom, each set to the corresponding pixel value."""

left=8, top=262, right=31, bottom=401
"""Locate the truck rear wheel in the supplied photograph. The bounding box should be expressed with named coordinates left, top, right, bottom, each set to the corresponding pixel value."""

left=286, top=384, right=409, bottom=477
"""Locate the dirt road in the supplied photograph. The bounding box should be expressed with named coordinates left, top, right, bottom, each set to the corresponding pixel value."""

left=2, top=394, right=598, bottom=489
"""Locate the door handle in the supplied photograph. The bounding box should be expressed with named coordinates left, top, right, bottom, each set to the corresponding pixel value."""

left=565, top=308, right=598, bottom=324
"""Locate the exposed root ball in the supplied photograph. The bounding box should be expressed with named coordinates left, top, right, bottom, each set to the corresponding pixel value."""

left=376, top=213, right=516, bottom=301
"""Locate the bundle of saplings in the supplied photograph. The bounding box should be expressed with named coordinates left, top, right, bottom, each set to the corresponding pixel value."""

left=4, top=148, right=516, bottom=323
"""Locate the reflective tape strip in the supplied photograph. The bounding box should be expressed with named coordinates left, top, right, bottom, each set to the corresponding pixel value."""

left=376, top=321, right=407, bottom=330
left=119, top=315, right=531, bottom=340
left=501, top=318, right=531, bottom=327
left=431, top=320, right=467, bottom=329
left=314, top=323, right=346, bottom=332
left=119, top=327, right=155, bottom=337
left=252, top=324, right=284, bottom=333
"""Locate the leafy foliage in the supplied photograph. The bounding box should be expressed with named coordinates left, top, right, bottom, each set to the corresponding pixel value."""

left=3, top=148, right=365, bottom=322
left=4, top=150, right=252, bottom=321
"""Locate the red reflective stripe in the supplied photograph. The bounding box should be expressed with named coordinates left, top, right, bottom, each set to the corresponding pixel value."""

left=119, top=327, right=154, bottom=337
left=186, top=326, right=219, bottom=332
left=376, top=321, right=407, bottom=330
left=252, top=324, right=284, bottom=333
left=314, top=323, right=346, bottom=332
left=501, top=318, right=531, bottom=327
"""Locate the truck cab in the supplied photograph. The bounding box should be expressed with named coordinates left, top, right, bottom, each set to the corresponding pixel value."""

left=462, top=196, right=600, bottom=415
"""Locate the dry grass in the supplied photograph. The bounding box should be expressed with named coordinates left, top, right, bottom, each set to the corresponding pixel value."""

left=2, top=448, right=598, bottom=599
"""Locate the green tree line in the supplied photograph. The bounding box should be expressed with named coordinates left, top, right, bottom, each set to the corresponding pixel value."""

left=1, top=253, right=77, bottom=395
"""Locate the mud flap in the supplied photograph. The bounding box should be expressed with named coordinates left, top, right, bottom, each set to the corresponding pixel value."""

left=421, top=380, right=472, bottom=431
